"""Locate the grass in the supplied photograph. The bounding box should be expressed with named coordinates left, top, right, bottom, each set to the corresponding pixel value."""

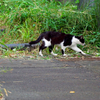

left=0, top=92, right=3, bottom=99
left=0, top=67, right=12, bottom=74
left=0, top=0, right=100, bottom=58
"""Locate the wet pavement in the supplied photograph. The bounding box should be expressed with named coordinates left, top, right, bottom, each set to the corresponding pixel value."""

left=0, top=58, right=100, bottom=100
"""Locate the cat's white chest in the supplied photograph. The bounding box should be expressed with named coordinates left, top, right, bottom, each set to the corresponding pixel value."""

left=42, top=38, right=51, bottom=47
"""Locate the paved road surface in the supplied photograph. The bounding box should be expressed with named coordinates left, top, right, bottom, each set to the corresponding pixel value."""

left=0, top=59, right=100, bottom=100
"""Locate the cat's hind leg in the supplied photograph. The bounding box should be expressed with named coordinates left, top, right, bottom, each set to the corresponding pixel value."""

left=61, top=49, right=67, bottom=56
left=49, top=45, right=57, bottom=56
left=61, top=44, right=67, bottom=56
left=39, top=42, right=46, bottom=56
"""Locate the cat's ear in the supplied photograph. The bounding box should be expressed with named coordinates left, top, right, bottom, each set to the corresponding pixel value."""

left=80, top=36, right=83, bottom=39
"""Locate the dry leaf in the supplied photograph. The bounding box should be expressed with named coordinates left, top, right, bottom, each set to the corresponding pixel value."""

left=70, top=91, right=75, bottom=93
left=10, top=69, right=13, bottom=71
left=82, top=56, right=85, bottom=60
left=64, top=64, right=68, bottom=67
left=4, top=88, right=8, bottom=96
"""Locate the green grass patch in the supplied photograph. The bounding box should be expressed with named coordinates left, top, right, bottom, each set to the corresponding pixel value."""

left=0, top=0, right=100, bottom=58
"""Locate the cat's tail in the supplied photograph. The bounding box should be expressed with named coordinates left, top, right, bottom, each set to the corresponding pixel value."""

left=29, top=34, right=43, bottom=45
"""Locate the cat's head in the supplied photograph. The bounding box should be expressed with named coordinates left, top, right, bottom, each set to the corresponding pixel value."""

left=76, top=36, right=85, bottom=46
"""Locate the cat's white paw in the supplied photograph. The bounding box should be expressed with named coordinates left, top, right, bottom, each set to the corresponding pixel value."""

left=62, top=54, right=67, bottom=57
left=53, top=53, right=58, bottom=56
left=39, top=53, right=43, bottom=57
left=81, top=52, right=87, bottom=56
left=39, top=51, right=43, bottom=57
left=81, top=52, right=91, bottom=56
left=51, top=51, right=58, bottom=56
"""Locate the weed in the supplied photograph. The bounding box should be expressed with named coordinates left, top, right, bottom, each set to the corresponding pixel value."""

left=0, top=0, right=100, bottom=58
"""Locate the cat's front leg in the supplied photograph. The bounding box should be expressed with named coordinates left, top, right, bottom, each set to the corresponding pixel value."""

left=62, top=53, right=67, bottom=57
left=39, top=50, right=43, bottom=57
left=71, top=46, right=86, bottom=55
left=51, top=51, right=58, bottom=56
left=39, top=42, right=47, bottom=57
left=61, top=46, right=67, bottom=57
left=49, top=45, right=58, bottom=56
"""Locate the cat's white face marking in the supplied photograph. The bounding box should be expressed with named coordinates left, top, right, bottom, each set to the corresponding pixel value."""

left=72, top=36, right=84, bottom=46
left=42, top=38, right=51, bottom=47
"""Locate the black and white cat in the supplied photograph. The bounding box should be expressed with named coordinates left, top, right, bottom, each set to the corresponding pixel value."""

left=29, top=31, right=86, bottom=57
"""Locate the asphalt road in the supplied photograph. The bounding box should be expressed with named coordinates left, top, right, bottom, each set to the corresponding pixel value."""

left=0, top=59, right=100, bottom=100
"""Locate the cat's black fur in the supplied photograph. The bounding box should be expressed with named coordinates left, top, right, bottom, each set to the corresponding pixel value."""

left=29, top=31, right=86, bottom=56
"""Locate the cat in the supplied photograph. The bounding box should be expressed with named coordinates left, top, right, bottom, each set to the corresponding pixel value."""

left=29, top=31, right=86, bottom=57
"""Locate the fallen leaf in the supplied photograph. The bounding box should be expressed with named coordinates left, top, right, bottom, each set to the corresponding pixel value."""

left=64, top=64, right=68, bottom=67
left=4, top=88, right=8, bottom=96
left=8, top=91, right=12, bottom=94
left=70, top=91, right=75, bottom=93
left=82, top=56, right=85, bottom=60
left=2, top=81, right=5, bottom=83
left=10, top=69, right=13, bottom=71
